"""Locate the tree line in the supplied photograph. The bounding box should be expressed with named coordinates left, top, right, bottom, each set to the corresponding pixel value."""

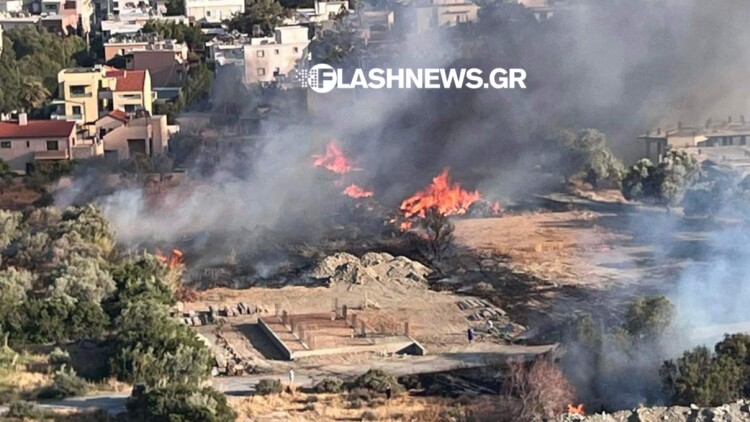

left=0, top=205, right=234, bottom=420
left=0, top=27, right=92, bottom=115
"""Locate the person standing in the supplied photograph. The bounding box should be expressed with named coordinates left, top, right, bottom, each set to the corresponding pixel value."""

left=289, top=368, right=295, bottom=393
left=467, top=327, right=474, bottom=344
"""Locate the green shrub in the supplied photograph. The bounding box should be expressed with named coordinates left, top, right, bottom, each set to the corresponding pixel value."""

left=255, top=378, right=282, bottom=396
left=6, top=400, right=49, bottom=419
left=352, top=369, right=399, bottom=393
left=126, top=385, right=236, bottom=422
left=397, top=374, right=422, bottom=390
left=314, top=377, right=343, bottom=393
left=48, top=347, right=71, bottom=368
left=37, top=367, right=88, bottom=399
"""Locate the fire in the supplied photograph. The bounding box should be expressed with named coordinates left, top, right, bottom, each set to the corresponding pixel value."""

left=313, top=141, right=357, bottom=174
left=342, top=184, right=374, bottom=198
left=567, top=404, right=584, bottom=415
left=156, top=248, right=183, bottom=269
left=400, top=168, right=481, bottom=219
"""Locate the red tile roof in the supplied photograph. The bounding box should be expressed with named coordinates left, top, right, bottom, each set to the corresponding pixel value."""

left=107, top=110, right=130, bottom=123
left=0, top=120, right=76, bottom=139
left=106, top=69, right=147, bottom=92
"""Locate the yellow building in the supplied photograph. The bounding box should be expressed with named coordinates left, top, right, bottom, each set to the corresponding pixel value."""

left=54, top=66, right=154, bottom=128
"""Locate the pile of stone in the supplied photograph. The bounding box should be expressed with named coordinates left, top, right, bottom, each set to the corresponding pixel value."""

left=458, top=298, right=526, bottom=340
left=214, top=330, right=270, bottom=376
left=311, top=252, right=432, bottom=285
left=559, top=401, right=750, bottom=422
left=178, top=302, right=257, bottom=326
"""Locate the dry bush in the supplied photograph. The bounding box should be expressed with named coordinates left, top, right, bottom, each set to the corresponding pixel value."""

left=503, top=356, right=576, bottom=422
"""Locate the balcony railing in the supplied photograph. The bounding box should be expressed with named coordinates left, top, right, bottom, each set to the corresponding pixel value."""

left=50, top=114, right=83, bottom=121
left=70, top=92, right=92, bottom=98
left=35, top=150, right=70, bottom=160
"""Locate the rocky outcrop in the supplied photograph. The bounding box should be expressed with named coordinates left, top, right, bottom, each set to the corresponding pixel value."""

left=311, top=252, right=432, bottom=285
left=561, top=401, right=750, bottom=422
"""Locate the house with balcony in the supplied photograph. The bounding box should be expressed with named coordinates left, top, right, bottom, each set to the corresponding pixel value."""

left=37, top=0, right=94, bottom=33
left=243, top=25, right=310, bottom=85
left=95, top=110, right=170, bottom=160
left=185, top=0, right=243, bottom=23
left=0, top=113, right=76, bottom=174
left=53, top=66, right=154, bottom=133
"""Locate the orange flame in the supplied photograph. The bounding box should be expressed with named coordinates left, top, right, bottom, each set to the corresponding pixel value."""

left=313, top=141, right=357, bottom=174
left=342, top=184, right=374, bottom=198
left=156, top=248, right=183, bottom=269
left=567, top=404, right=584, bottom=415
left=399, top=168, right=481, bottom=219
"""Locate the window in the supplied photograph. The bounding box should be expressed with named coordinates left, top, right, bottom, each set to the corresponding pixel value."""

left=274, top=49, right=280, bottom=55
left=70, top=85, right=87, bottom=97
left=46, top=141, right=59, bottom=151
left=206, top=10, right=211, bottom=16
left=274, top=67, right=280, bottom=75
left=257, top=50, right=265, bottom=58
left=72, top=106, right=82, bottom=115
left=0, top=141, right=10, bottom=149
left=26, top=141, right=30, bottom=148
left=124, top=105, right=136, bottom=112
left=257, top=68, right=266, bottom=76
left=293, top=47, right=299, bottom=53
left=742, top=136, right=747, bottom=145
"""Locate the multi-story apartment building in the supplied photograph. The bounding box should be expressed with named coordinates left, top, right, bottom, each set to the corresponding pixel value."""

left=53, top=66, right=154, bottom=131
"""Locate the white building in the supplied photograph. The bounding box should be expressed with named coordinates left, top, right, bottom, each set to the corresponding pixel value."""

left=101, top=11, right=188, bottom=37
left=0, top=0, right=23, bottom=13
left=206, top=32, right=250, bottom=66
left=517, top=0, right=573, bottom=21
left=185, top=0, right=243, bottom=23
left=39, top=0, right=94, bottom=33
left=294, top=0, right=347, bottom=23
left=0, top=13, right=41, bottom=31
left=242, top=25, right=310, bottom=84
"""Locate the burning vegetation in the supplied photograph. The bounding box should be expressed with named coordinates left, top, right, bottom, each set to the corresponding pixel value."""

left=341, top=184, right=374, bottom=198
left=313, top=141, right=359, bottom=174
left=400, top=168, right=481, bottom=219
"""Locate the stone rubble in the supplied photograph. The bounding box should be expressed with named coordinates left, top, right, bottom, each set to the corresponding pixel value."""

left=558, top=400, right=750, bottom=422
left=311, top=252, right=432, bottom=285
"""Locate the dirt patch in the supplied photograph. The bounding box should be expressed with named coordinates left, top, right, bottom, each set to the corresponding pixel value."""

left=0, top=181, right=41, bottom=210
left=230, top=391, right=489, bottom=422
left=453, top=211, right=643, bottom=288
